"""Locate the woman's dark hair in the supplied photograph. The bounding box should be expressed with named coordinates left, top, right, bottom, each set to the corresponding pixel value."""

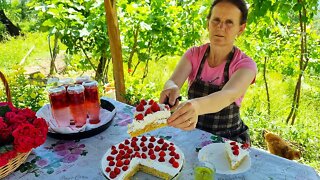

left=207, top=0, right=248, bottom=25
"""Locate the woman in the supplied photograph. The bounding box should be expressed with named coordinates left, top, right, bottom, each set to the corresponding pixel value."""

left=159, top=0, right=257, bottom=144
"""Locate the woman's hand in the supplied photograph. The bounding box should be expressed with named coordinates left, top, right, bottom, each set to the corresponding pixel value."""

left=167, top=100, right=199, bottom=131
left=159, top=83, right=180, bottom=110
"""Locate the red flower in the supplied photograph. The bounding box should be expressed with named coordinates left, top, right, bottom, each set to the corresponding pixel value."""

left=0, top=102, right=48, bottom=166
left=13, top=135, right=34, bottom=153
left=0, top=128, right=11, bottom=144
left=18, top=108, right=36, bottom=121
left=0, top=150, right=17, bottom=167
left=33, top=118, right=48, bottom=130
left=0, top=117, right=7, bottom=129
left=5, top=112, right=16, bottom=121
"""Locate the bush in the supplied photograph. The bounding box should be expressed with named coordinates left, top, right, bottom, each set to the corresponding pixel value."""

left=0, top=66, right=47, bottom=111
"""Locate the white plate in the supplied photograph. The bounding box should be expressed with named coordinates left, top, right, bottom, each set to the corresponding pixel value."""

left=198, top=143, right=251, bottom=174
left=36, top=104, right=115, bottom=134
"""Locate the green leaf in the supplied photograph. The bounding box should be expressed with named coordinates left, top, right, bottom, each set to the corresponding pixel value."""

left=301, top=16, right=308, bottom=23
left=47, top=167, right=54, bottom=174
left=0, top=145, right=13, bottom=153
left=19, top=164, right=28, bottom=172
left=210, top=135, right=223, bottom=143
left=0, top=104, right=10, bottom=117
left=293, top=3, right=302, bottom=12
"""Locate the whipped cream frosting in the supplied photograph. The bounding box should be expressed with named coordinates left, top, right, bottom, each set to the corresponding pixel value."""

left=101, top=136, right=184, bottom=179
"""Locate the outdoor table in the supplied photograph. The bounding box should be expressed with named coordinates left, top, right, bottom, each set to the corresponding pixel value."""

left=4, top=98, right=319, bottom=180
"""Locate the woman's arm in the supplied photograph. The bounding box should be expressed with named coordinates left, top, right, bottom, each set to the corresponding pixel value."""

left=159, top=54, right=192, bottom=106
left=168, top=68, right=256, bottom=130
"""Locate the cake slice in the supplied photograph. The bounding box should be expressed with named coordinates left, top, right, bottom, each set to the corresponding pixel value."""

left=127, top=99, right=171, bottom=137
left=225, top=140, right=250, bottom=170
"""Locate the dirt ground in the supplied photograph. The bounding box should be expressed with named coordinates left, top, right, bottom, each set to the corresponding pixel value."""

left=24, top=53, right=67, bottom=78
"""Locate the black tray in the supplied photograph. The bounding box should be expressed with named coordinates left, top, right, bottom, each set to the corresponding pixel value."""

left=47, top=98, right=116, bottom=140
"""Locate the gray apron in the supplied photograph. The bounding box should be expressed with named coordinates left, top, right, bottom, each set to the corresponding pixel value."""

left=187, top=45, right=250, bottom=144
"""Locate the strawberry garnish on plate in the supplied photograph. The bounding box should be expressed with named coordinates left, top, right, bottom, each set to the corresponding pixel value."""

left=151, top=102, right=160, bottom=112
left=114, top=167, right=121, bottom=175
left=174, top=154, right=180, bottom=159
left=169, top=151, right=176, bottom=156
left=172, top=161, right=179, bottom=168
left=150, top=136, right=156, bottom=142
left=158, top=156, right=165, bottom=162
left=231, top=145, right=239, bottom=150
left=124, top=139, right=130, bottom=145
left=116, top=160, right=123, bottom=167
left=148, top=99, right=154, bottom=105
left=140, top=99, right=147, bottom=105
left=122, top=166, right=128, bottom=171
left=169, top=157, right=175, bottom=164
left=141, top=135, right=147, bottom=141
left=150, top=154, right=156, bottom=160
left=241, top=143, right=250, bottom=149
left=142, top=146, right=148, bottom=152
left=157, top=138, right=164, bottom=144
left=105, top=167, right=111, bottom=172
left=107, top=156, right=114, bottom=161
left=230, top=141, right=237, bottom=145
left=109, top=171, right=116, bottom=179
left=148, top=143, right=154, bottom=148
left=136, top=103, right=144, bottom=111
left=144, top=108, right=152, bottom=116
left=140, top=142, right=145, bottom=147
left=135, top=114, right=144, bottom=120
left=124, top=159, right=130, bottom=165
left=233, top=148, right=239, bottom=156
left=159, top=150, right=166, bottom=157
left=155, top=145, right=161, bottom=152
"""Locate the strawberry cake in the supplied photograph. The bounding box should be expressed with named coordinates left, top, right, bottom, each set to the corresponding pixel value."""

left=101, top=136, right=184, bottom=179
left=127, top=99, right=171, bottom=137
left=225, top=140, right=250, bottom=170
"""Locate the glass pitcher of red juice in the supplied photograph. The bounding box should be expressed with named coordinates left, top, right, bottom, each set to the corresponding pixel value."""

left=83, top=80, right=100, bottom=124
left=67, top=84, right=87, bottom=128
left=48, top=86, right=71, bottom=127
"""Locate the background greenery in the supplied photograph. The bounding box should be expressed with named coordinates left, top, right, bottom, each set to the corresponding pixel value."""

left=0, top=0, right=319, bottom=173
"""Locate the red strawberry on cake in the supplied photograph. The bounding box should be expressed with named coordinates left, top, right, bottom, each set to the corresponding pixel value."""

left=225, top=140, right=250, bottom=170
left=127, top=99, right=171, bottom=137
left=101, top=136, right=184, bottom=179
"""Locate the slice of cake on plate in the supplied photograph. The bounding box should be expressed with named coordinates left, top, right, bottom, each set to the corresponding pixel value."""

left=101, top=136, right=184, bottom=179
left=127, top=99, right=171, bottom=137
left=225, top=140, right=250, bottom=170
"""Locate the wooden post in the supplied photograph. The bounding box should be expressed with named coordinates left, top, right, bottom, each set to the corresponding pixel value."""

left=104, top=0, right=126, bottom=103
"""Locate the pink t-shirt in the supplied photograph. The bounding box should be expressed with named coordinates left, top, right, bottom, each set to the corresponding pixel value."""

left=185, top=43, right=257, bottom=106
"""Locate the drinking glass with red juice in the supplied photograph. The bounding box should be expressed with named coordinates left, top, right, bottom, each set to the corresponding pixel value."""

left=48, top=86, right=71, bottom=127
left=67, top=84, right=87, bottom=127
left=58, top=78, right=75, bottom=124
left=83, top=81, right=100, bottom=124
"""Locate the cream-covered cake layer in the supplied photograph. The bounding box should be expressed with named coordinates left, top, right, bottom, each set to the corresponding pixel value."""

left=225, top=140, right=249, bottom=169
left=127, top=100, right=170, bottom=135
left=101, top=136, right=184, bottom=179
